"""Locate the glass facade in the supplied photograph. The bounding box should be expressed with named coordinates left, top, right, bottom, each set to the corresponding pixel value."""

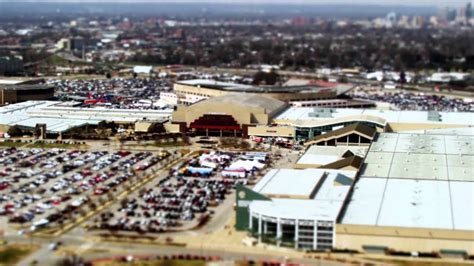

left=249, top=212, right=334, bottom=251
left=295, top=121, right=383, bottom=141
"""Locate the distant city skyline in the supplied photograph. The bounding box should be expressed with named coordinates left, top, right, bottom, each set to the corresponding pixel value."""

left=0, top=0, right=472, bottom=8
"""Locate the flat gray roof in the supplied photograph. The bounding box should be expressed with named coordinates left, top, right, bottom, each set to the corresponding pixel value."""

left=276, top=107, right=474, bottom=126
left=250, top=168, right=356, bottom=221
left=249, top=198, right=343, bottom=221
left=253, top=169, right=325, bottom=198
left=362, top=133, right=474, bottom=182
left=342, top=177, right=474, bottom=231
left=0, top=100, right=173, bottom=133
left=297, top=146, right=367, bottom=166
left=177, top=79, right=343, bottom=94
left=342, top=131, right=474, bottom=231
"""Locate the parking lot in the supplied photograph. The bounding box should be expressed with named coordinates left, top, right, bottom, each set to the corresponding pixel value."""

left=47, top=78, right=173, bottom=109
left=350, top=88, right=474, bottom=112
left=0, top=144, right=287, bottom=238
left=87, top=151, right=271, bottom=235
left=0, top=147, right=171, bottom=233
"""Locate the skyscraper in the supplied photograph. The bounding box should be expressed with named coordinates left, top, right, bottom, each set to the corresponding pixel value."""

left=386, top=12, right=397, bottom=27
left=466, top=2, right=472, bottom=20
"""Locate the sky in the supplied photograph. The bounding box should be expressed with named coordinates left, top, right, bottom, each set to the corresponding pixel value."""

left=0, top=0, right=471, bottom=7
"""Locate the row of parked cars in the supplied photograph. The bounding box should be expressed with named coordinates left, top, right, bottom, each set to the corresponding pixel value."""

left=88, top=151, right=262, bottom=234
left=91, top=176, right=245, bottom=233
left=0, top=147, right=170, bottom=232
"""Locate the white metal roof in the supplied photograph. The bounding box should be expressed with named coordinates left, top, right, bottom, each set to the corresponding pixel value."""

left=0, top=79, right=25, bottom=85
left=313, top=171, right=354, bottom=202
left=361, top=133, right=474, bottom=182
left=343, top=130, right=474, bottom=231
left=404, top=127, right=474, bottom=136
left=297, top=146, right=367, bottom=166
left=250, top=168, right=355, bottom=221
left=275, top=107, right=474, bottom=126
left=249, top=198, right=344, bottom=221
left=133, top=66, right=153, bottom=74
left=450, top=181, right=474, bottom=231
left=0, top=100, right=173, bottom=133
left=253, top=169, right=325, bottom=198
left=0, top=114, right=101, bottom=133
left=376, top=178, right=453, bottom=230
left=340, top=177, right=387, bottom=226
left=177, top=79, right=253, bottom=89
left=342, top=177, right=474, bottom=231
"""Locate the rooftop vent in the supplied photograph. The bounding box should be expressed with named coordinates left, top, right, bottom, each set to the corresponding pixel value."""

left=427, top=111, right=442, bottom=122
left=308, top=108, right=334, bottom=118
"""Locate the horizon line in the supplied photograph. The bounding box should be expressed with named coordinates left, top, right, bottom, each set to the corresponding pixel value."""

left=0, top=0, right=461, bottom=8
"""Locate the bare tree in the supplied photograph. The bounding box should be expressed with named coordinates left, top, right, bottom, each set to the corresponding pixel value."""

left=56, top=254, right=89, bottom=266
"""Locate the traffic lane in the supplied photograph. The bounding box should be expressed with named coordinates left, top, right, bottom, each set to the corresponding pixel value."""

left=78, top=241, right=345, bottom=266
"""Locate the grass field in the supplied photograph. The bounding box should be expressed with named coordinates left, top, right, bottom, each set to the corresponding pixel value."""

left=369, top=258, right=473, bottom=266
left=0, top=245, right=37, bottom=265
left=26, top=142, right=88, bottom=149
left=94, top=259, right=263, bottom=266
left=0, top=141, right=27, bottom=148
left=150, top=142, right=190, bottom=148
left=95, top=259, right=207, bottom=266
left=122, top=142, right=190, bottom=148
left=50, top=54, right=91, bottom=66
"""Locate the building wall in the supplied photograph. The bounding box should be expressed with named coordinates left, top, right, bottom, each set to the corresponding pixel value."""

left=173, top=103, right=270, bottom=126
left=247, top=125, right=295, bottom=138
left=235, top=185, right=271, bottom=231
left=174, top=83, right=226, bottom=98
left=164, top=123, right=182, bottom=133
left=16, top=91, right=54, bottom=102
left=0, top=125, right=11, bottom=132
left=134, top=122, right=153, bottom=133
left=294, top=163, right=323, bottom=169
left=248, top=212, right=336, bottom=250
left=0, top=87, right=54, bottom=104
left=0, top=57, right=24, bottom=75
left=387, top=122, right=470, bottom=132
left=336, top=224, right=474, bottom=253
left=0, top=89, right=17, bottom=105
left=174, top=83, right=337, bottom=102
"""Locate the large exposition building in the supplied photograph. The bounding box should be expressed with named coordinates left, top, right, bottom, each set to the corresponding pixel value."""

left=171, top=93, right=474, bottom=139
left=171, top=93, right=288, bottom=137
left=236, top=168, right=357, bottom=250
left=338, top=132, right=474, bottom=255
left=173, top=79, right=355, bottom=105
left=236, top=128, right=474, bottom=256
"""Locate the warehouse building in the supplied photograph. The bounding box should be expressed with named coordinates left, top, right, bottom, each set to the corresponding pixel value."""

left=236, top=168, right=357, bottom=250
left=338, top=132, right=474, bottom=255
left=0, top=100, right=172, bottom=137
left=173, top=79, right=354, bottom=104
left=0, top=79, right=54, bottom=105
left=236, top=129, right=474, bottom=256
